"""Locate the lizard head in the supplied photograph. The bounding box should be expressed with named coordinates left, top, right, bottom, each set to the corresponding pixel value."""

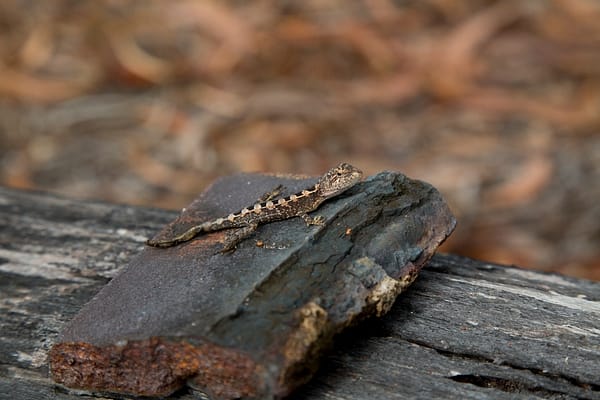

left=317, top=163, right=363, bottom=198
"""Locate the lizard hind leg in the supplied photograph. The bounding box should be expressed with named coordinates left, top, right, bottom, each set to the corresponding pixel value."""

left=219, top=223, right=258, bottom=253
left=257, top=184, right=285, bottom=203
left=147, top=225, right=205, bottom=247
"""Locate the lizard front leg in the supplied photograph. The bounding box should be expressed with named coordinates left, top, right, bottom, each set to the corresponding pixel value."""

left=300, top=213, right=325, bottom=226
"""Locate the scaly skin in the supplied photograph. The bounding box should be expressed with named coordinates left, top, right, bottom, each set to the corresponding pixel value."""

left=146, top=163, right=363, bottom=250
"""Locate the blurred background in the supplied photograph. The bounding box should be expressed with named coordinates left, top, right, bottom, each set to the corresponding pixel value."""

left=0, top=0, right=598, bottom=280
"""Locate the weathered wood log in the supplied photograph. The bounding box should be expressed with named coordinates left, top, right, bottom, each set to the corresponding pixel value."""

left=48, top=170, right=456, bottom=398
left=0, top=186, right=599, bottom=400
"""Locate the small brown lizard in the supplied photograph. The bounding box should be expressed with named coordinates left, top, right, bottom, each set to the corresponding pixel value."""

left=146, top=163, right=363, bottom=251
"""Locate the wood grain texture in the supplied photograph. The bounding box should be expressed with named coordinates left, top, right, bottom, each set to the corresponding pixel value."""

left=0, top=186, right=598, bottom=400
left=48, top=171, right=456, bottom=398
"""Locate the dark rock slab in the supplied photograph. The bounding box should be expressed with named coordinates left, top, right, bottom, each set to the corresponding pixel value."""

left=49, top=170, right=456, bottom=399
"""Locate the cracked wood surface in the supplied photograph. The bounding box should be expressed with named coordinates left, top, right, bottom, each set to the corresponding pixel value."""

left=48, top=170, right=456, bottom=398
left=0, top=186, right=599, bottom=399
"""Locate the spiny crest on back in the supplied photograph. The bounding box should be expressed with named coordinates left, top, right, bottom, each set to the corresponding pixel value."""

left=317, top=163, right=363, bottom=198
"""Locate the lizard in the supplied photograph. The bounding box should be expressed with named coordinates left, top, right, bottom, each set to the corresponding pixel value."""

left=146, top=162, right=363, bottom=251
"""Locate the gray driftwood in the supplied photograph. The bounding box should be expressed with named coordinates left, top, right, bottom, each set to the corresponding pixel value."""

left=0, top=186, right=599, bottom=400
left=48, top=171, right=456, bottom=398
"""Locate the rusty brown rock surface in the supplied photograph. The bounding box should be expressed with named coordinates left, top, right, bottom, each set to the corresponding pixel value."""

left=49, top=170, right=456, bottom=399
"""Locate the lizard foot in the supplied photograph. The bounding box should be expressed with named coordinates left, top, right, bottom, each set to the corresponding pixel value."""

left=258, top=184, right=285, bottom=203
left=301, top=214, right=325, bottom=226
left=218, top=223, right=258, bottom=253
